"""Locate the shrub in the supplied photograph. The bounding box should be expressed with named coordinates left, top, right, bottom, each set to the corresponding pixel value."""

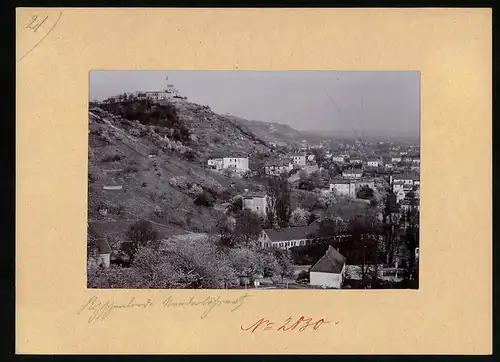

left=289, top=208, right=310, bottom=227
left=101, top=154, right=124, bottom=162
left=297, top=270, right=309, bottom=282
left=188, top=183, right=204, bottom=197
left=194, top=191, right=215, bottom=207
left=126, top=220, right=160, bottom=259
left=109, top=204, right=125, bottom=215
left=183, top=149, right=197, bottom=161
left=119, top=165, right=139, bottom=175
left=154, top=206, right=164, bottom=218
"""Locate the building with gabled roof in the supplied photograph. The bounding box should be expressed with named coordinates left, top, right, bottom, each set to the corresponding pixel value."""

left=258, top=224, right=320, bottom=249
left=309, top=245, right=346, bottom=288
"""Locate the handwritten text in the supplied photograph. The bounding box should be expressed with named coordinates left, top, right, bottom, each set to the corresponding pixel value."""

left=241, top=316, right=336, bottom=333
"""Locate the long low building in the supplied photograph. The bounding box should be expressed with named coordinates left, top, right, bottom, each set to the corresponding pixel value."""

left=258, top=224, right=320, bottom=249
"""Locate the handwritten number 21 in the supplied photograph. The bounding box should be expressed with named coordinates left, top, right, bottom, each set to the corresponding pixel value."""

left=26, top=15, right=48, bottom=33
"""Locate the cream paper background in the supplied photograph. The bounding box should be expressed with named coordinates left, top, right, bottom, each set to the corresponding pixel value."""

left=16, top=8, right=491, bottom=354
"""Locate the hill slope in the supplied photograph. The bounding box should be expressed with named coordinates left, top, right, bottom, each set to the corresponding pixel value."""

left=87, top=99, right=282, bottom=244
left=226, top=115, right=304, bottom=147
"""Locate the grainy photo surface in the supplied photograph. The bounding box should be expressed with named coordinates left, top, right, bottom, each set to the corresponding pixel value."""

left=88, top=70, right=420, bottom=290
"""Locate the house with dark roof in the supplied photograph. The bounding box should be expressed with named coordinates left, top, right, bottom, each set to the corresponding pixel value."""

left=258, top=224, right=321, bottom=249
left=309, top=245, right=346, bottom=288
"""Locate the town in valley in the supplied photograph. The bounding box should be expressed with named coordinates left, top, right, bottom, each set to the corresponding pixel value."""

left=88, top=71, right=420, bottom=290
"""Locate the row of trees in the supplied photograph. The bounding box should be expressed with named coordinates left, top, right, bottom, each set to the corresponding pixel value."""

left=88, top=216, right=295, bottom=289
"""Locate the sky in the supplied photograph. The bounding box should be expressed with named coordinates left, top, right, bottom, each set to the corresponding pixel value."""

left=90, top=70, right=420, bottom=139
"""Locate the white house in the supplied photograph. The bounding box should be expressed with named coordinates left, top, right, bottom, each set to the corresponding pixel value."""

left=385, top=163, right=394, bottom=169
left=342, top=168, right=363, bottom=179
left=309, top=246, right=346, bottom=289
left=307, top=154, right=316, bottom=162
left=207, top=158, right=224, bottom=170
left=391, top=157, right=402, bottom=163
left=391, top=173, right=419, bottom=185
left=258, top=224, right=320, bottom=249
left=208, top=157, right=249, bottom=172
left=349, top=159, right=363, bottom=164
left=291, top=154, right=306, bottom=167
left=366, top=159, right=381, bottom=167
left=242, top=190, right=268, bottom=216
left=265, top=162, right=293, bottom=176
left=330, top=179, right=357, bottom=198
left=331, top=155, right=345, bottom=162
left=395, top=188, right=406, bottom=202
left=91, top=239, right=111, bottom=268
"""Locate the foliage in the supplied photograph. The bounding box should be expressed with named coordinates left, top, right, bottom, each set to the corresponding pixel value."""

left=194, top=190, right=216, bottom=207
left=101, top=154, right=124, bottom=162
left=227, top=195, right=243, bottom=214
left=296, top=270, right=310, bottom=282
left=289, top=208, right=310, bottom=227
left=266, top=175, right=292, bottom=227
left=126, top=220, right=160, bottom=261
left=356, top=185, right=374, bottom=200
left=234, top=210, right=263, bottom=245
left=100, top=99, right=190, bottom=143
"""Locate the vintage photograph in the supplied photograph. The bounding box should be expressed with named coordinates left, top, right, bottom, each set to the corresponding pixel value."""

left=87, top=70, right=420, bottom=290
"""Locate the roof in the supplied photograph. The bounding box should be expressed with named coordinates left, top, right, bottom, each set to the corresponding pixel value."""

left=242, top=190, right=267, bottom=198
left=265, top=159, right=290, bottom=167
left=310, top=246, right=346, bottom=274
left=393, top=173, right=419, bottom=180
left=330, top=178, right=354, bottom=185
left=98, top=239, right=112, bottom=254
left=263, top=224, right=320, bottom=242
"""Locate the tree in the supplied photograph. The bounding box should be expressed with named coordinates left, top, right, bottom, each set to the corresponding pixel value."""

left=215, top=215, right=237, bottom=247
left=316, top=215, right=341, bottom=244
left=266, top=175, right=292, bottom=227
left=356, top=185, right=374, bottom=200
left=298, top=179, right=315, bottom=191
left=234, top=210, right=263, bottom=245
left=194, top=190, right=215, bottom=207
left=403, top=190, right=419, bottom=281
left=311, top=148, right=326, bottom=167
left=344, top=213, right=381, bottom=287
left=274, top=249, right=295, bottom=282
left=289, top=208, right=310, bottom=227
left=126, top=220, right=160, bottom=262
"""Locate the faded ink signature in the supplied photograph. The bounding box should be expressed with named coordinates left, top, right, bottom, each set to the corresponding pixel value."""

left=18, top=12, right=62, bottom=62
left=76, top=296, right=154, bottom=324
left=77, top=294, right=251, bottom=324
left=162, top=294, right=251, bottom=319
